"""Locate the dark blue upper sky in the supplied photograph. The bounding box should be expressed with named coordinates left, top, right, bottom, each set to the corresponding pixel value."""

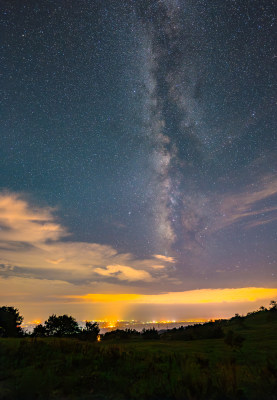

left=1, top=0, right=276, bottom=292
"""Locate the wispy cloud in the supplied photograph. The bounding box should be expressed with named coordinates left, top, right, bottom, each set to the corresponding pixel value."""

left=154, top=254, right=175, bottom=263
left=215, top=174, right=277, bottom=231
left=94, top=265, right=153, bottom=282
left=176, top=174, right=277, bottom=255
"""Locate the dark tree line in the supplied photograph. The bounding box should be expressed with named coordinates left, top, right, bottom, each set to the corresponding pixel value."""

left=1, top=301, right=276, bottom=340
left=0, top=307, right=99, bottom=341
left=33, top=315, right=100, bottom=340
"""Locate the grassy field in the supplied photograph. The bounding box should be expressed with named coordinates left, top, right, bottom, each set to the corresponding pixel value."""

left=0, top=312, right=276, bottom=400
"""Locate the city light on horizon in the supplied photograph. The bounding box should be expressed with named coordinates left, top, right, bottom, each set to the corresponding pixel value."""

left=14, top=288, right=277, bottom=324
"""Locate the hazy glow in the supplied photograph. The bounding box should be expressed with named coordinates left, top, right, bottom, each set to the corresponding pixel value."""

left=139, top=287, right=277, bottom=304
left=69, top=294, right=141, bottom=302
left=68, top=287, right=277, bottom=305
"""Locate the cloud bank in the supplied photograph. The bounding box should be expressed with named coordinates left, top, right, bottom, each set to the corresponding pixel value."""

left=0, top=192, right=172, bottom=284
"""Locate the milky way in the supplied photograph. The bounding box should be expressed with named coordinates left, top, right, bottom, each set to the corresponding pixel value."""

left=132, top=0, right=277, bottom=284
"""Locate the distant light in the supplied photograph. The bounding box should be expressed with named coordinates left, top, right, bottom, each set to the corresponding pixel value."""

left=32, top=320, right=41, bottom=325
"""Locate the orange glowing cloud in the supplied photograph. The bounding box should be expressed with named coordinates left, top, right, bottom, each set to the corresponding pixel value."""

left=0, top=192, right=67, bottom=243
left=46, top=258, right=65, bottom=265
left=94, top=265, right=153, bottom=282
left=139, top=287, right=277, bottom=304
left=67, top=287, right=277, bottom=305
left=154, top=254, right=175, bottom=263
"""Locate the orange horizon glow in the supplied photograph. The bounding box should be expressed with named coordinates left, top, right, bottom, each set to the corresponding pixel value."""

left=63, top=287, right=277, bottom=305
left=26, top=318, right=214, bottom=325
left=6, top=287, right=277, bottom=324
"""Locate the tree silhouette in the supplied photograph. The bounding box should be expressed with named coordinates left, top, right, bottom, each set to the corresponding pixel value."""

left=32, top=324, right=48, bottom=337
left=44, top=314, right=80, bottom=337
left=269, top=300, right=277, bottom=310
left=103, top=328, right=140, bottom=341
left=0, top=306, right=24, bottom=337
left=80, top=321, right=100, bottom=341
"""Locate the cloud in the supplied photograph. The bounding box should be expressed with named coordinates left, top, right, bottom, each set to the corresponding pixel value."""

left=0, top=192, right=171, bottom=284
left=139, top=287, right=277, bottom=305
left=154, top=254, right=175, bottom=263
left=177, top=174, right=277, bottom=255
left=244, top=214, right=277, bottom=229
left=150, top=264, right=166, bottom=270
left=64, top=287, right=277, bottom=305
left=94, top=264, right=153, bottom=282
left=46, top=258, right=64, bottom=265
left=0, top=192, right=67, bottom=244
left=215, top=174, right=277, bottom=231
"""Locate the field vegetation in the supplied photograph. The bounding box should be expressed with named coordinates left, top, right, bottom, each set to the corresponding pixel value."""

left=0, top=303, right=276, bottom=400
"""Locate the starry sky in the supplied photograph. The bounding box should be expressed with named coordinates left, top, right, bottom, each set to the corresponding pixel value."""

left=1, top=0, right=277, bottom=322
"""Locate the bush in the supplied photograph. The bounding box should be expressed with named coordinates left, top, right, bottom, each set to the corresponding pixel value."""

left=103, top=329, right=140, bottom=341
left=141, top=328, right=160, bottom=340
left=79, top=321, right=100, bottom=341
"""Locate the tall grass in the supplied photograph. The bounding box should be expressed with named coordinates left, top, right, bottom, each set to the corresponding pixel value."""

left=1, top=311, right=276, bottom=399
left=0, top=335, right=277, bottom=400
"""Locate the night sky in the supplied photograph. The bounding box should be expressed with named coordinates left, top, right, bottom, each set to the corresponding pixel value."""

left=1, top=0, right=277, bottom=322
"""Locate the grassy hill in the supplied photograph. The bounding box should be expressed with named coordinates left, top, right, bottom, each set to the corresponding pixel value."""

left=0, top=310, right=276, bottom=400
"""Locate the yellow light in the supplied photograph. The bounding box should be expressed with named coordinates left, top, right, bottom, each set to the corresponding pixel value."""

left=64, top=287, right=277, bottom=306
left=136, top=287, right=277, bottom=304
left=32, top=320, right=41, bottom=325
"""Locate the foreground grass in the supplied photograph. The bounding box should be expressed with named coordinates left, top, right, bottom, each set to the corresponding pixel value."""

left=0, top=314, right=277, bottom=400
